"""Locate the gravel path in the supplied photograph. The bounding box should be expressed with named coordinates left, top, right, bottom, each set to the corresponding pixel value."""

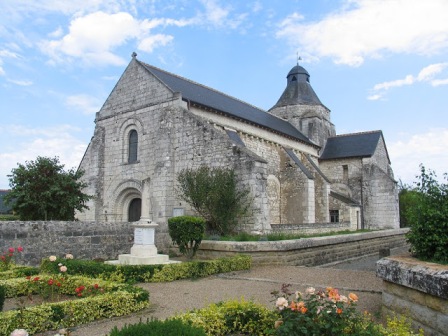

left=36, top=265, right=384, bottom=336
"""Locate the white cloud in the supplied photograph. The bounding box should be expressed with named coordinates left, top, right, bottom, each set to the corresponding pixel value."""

left=7, top=79, right=33, bottom=86
left=0, top=124, right=88, bottom=189
left=431, top=78, right=448, bottom=86
left=40, top=11, right=195, bottom=66
left=138, top=34, right=174, bottom=53
left=276, top=0, right=448, bottom=66
left=367, top=94, right=381, bottom=101
left=66, top=94, right=102, bottom=115
left=388, top=128, right=448, bottom=184
left=200, top=0, right=230, bottom=27
left=369, top=62, right=448, bottom=98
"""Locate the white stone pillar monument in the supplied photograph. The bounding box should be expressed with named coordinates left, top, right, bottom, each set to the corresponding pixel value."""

left=105, top=179, right=177, bottom=265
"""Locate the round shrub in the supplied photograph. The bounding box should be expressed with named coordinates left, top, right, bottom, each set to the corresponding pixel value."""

left=168, top=216, right=206, bottom=259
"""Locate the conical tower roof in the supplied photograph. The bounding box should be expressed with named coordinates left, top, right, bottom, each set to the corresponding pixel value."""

left=271, top=64, right=323, bottom=109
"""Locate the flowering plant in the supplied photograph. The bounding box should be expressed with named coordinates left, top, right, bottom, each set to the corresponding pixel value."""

left=272, top=284, right=381, bottom=335
left=0, top=246, right=23, bottom=271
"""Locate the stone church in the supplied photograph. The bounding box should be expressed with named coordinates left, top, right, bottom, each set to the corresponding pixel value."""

left=77, top=53, right=399, bottom=246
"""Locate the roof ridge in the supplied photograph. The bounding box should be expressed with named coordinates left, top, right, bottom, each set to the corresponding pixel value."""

left=139, top=61, right=268, bottom=113
left=332, top=130, right=382, bottom=138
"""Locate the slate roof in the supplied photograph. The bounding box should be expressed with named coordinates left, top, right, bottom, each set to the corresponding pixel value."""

left=139, top=61, right=315, bottom=146
left=320, top=131, right=386, bottom=161
left=271, top=65, right=324, bottom=109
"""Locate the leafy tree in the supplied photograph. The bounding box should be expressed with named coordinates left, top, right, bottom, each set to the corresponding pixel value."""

left=177, top=166, right=251, bottom=235
left=4, top=156, right=92, bottom=220
left=398, top=180, right=420, bottom=227
left=405, top=165, right=448, bottom=263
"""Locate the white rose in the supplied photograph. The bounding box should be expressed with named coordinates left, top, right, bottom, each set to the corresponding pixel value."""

left=275, top=297, right=288, bottom=310
left=305, top=287, right=315, bottom=295
left=49, top=256, right=57, bottom=262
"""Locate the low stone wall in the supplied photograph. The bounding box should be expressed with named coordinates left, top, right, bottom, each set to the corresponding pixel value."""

left=196, top=228, right=409, bottom=266
left=0, top=221, right=134, bottom=266
left=269, top=221, right=352, bottom=235
left=376, top=256, right=448, bottom=336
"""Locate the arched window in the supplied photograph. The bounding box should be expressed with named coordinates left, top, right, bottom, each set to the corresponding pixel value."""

left=128, top=198, right=141, bottom=222
left=128, top=130, right=138, bottom=163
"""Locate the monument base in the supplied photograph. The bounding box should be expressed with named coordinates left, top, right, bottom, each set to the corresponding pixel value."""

left=105, top=253, right=180, bottom=265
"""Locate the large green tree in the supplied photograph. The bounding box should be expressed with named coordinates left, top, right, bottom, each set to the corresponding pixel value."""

left=405, top=166, right=448, bottom=263
left=177, top=166, right=251, bottom=235
left=4, top=156, right=92, bottom=220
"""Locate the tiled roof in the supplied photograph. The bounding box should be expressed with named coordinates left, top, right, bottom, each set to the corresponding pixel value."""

left=139, top=61, right=315, bottom=146
left=320, top=131, right=383, bottom=160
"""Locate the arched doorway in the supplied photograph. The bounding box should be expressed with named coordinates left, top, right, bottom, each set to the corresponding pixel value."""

left=128, top=198, right=141, bottom=222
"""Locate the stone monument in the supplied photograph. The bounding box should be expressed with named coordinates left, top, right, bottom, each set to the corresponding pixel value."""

left=106, top=180, right=177, bottom=265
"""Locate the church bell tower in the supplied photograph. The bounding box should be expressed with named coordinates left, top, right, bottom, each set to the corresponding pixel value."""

left=269, top=64, right=335, bottom=148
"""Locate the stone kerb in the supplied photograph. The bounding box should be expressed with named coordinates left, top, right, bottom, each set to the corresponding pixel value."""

left=376, top=256, right=448, bottom=336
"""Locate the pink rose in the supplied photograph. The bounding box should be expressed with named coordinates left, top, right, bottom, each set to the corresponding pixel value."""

left=59, top=265, right=67, bottom=272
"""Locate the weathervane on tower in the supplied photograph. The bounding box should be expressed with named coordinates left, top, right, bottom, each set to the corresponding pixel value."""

left=297, top=52, right=302, bottom=66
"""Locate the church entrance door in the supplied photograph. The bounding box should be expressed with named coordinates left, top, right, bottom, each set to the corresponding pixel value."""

left=128, top=198, right=141, bottom=222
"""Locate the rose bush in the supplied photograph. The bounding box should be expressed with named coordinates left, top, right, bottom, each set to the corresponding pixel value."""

left=0, top=247, right=23, bottom=271
left=273, top=284, right=382, bottom=335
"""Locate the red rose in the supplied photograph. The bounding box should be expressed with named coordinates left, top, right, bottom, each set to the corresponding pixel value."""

left=17, top=246, right=24, bottom=252
left=48, top=279, right=54, bottom=285
left=8, top=247, right=14, bottom=253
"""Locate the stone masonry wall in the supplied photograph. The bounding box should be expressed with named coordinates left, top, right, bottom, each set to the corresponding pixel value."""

left=377, top=256, right=448, bottom=336
left=0, top=221, right=133, bottom=266
left=196, top=228, right=409, bottom=266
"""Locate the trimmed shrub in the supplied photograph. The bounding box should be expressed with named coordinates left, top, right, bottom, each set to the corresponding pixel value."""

left=168, top=216, right=205, bottom=259
left=0, top=275, right=149, bottom=335
left=0, top=285, right=5, bottom=311
left=175, top=299, right=278, bottom=335
left=109, top=318, right=206, bottom=336
left=40, top=255, right=251, bottom=283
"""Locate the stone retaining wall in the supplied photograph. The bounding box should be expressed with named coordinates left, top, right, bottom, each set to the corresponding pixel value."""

left=0, top=221, right=134, bottom=266
left=196, top=228, right=409, bottom=266
left=269, top=221, right=352, bottom=235
left=376, top=256, right=448, bottom=336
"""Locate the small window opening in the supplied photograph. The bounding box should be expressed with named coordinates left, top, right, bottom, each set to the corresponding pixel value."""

left=330, top=210, right=339, bottom=223
left=128, top=130, right=138, bottom=163
left=342, top=164, right=348, bottom=181
left=291, top=76, right=297, bottom=82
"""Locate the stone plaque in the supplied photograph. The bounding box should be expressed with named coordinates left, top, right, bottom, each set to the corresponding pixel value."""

left=134, top=228, right=144, bottom=245
left=173, top=207, right=185, bottom=217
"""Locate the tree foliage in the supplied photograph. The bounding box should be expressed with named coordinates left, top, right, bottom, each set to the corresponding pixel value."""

left=405, top=165, right=448, bottom=263
left=176, top=166, right=251, bottom=235
left=4, top=156, right=92, bottom=221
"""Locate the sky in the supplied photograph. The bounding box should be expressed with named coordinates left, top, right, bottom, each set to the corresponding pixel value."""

left=1, top=0, right=447, bottom=189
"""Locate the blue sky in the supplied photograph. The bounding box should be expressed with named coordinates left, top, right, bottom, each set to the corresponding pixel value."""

left=1, top=0, right=447, bottom=189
